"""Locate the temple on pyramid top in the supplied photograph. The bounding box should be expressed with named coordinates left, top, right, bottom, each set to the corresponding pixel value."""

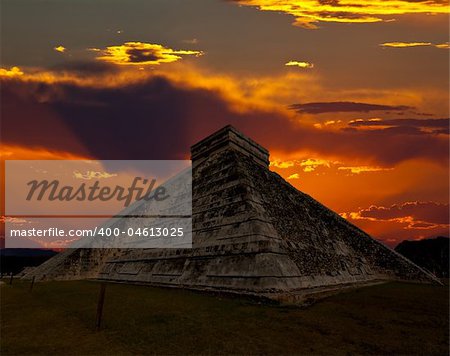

left=191, top=125, right=269, bottom=168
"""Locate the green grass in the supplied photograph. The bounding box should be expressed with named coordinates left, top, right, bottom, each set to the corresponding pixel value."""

left=1, top=280, right=448, bottom=355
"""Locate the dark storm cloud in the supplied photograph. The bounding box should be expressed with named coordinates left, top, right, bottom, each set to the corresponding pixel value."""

left=126, top=48, right=160, bottom=63
left=2, top=76, right=229, bottom=159
left=289, top=101, right=412, bottom=114
left=1, top=75, right=448, bottom=165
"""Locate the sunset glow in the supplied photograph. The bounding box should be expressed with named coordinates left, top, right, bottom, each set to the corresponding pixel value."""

left=1, top=0, right=448, bottom=247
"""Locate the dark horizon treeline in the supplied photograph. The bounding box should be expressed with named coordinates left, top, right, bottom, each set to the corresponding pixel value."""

left=0, top=249, right=57, bottom=275
left=395, top=236, right=449, bottom=278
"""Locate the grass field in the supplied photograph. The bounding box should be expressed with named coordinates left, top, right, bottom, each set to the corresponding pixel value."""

left=1, top=280, right=448, bottom=355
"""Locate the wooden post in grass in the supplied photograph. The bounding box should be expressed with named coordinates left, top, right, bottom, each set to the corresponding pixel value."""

left=29, top=276, right=36, bottom=292
left=9, top=272, right=13, bottom=285
left=95, top=283, right=107, bottom=331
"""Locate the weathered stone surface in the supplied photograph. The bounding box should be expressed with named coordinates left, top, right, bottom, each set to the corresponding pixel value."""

left=24, top=125, right=440, bottom=300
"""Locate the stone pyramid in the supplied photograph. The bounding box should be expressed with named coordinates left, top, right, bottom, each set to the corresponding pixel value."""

left=24, top=125, right=440, bottom=301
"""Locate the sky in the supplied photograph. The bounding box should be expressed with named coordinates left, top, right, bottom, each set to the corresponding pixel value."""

left=1, top=0, right=449, bottom=247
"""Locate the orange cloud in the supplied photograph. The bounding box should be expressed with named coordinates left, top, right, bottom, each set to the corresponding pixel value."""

left=0, top=66, right=23, bottom=78
left=337, top=166, right=394, bottom=174
left=435, top=42, right=449, bottom=49
left=271, top=158, right=334, bottom=171
left=380, top=42, right=449, bottom=48
left=287, top=173, right=300, bottom=180
left=54, top=45, right=66, bottom=53
left=300, top=158, right=332, bottom=172
left=233, top=0, right=449, bottom=29
left=380, top=42, right=432, bottom=48
left=270, top=160, right=296, bottom=168
left=270, top=157, right=392, bottom=174
left=95, top=42, right=203, bottom=65
left=285, top=61, right=314, bottom=68
left=342, top=201, right=449, bottom=230
left=313, top=120, right=345, bottom=129
left=0, top=144, right=90, bottom=160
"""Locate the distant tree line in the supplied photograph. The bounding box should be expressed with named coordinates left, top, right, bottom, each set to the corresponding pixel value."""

left=395, top=236, right=449, bottom=278
left=0, top=249, right=57, bottom=275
